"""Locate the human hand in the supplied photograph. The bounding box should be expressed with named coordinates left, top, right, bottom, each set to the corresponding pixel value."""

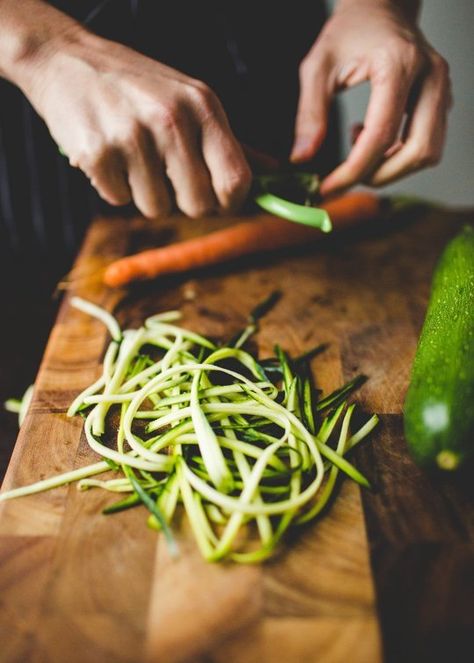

left=25, top=30, right=251, bottom=219
left=290, top=0, right=452, bottom=196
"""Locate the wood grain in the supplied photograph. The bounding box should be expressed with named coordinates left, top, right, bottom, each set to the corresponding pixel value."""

left=1, top=206, right=473, bottom=663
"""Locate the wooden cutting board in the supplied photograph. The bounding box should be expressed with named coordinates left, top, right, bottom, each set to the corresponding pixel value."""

left=0, top=206, right=473, bottom=663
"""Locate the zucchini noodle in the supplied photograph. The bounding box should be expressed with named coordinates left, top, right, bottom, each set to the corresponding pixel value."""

left=0, top=297, right=378, bottom=563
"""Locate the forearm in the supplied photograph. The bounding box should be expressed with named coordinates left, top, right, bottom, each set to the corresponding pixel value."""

left=334, top=0, right=421, bottom=22
left=0, top=0, right=85, bottom=91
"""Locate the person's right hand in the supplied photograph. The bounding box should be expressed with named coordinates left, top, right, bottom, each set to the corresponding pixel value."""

left=24, top=29, right=252, bottom=219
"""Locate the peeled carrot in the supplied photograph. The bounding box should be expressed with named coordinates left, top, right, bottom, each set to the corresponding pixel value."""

left=103, top=191, right=382, bottom=288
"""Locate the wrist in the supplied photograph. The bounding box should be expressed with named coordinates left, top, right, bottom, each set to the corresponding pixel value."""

left=0, top=0, right=87, bottom=91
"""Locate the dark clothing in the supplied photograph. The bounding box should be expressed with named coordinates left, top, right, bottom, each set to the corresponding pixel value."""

left=0, top=0, right=340, bottom=266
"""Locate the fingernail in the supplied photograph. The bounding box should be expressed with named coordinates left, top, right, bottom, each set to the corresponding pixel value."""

left=290, top=136, right=313, bottom=161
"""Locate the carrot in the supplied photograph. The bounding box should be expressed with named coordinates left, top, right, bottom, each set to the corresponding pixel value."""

left=103, top=191, right=382, bottom=288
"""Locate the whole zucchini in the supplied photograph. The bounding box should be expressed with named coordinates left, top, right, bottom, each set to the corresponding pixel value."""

left=404, top=225, right=474, bottom=470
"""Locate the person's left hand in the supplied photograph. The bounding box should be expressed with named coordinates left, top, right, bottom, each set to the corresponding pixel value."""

left=290, top=0, right=452, bottom=196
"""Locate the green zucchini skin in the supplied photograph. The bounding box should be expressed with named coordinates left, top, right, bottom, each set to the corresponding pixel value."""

left=403, top=225, right=474, bottom=470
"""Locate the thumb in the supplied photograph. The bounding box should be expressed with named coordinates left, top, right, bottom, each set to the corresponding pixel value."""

left=290, top=58, right=333, bottom=163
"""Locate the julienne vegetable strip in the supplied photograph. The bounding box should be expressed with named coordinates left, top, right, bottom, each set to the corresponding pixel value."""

left=0, top=296, right=378, bottom=563
left=253, top=172, right=332, bottom=231
left=4, top=385, right=34, bottom=428
left=253, top=192, right=332, bottom=232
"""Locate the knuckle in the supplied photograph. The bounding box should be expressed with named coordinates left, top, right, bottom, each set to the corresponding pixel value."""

left=109, top=190, right=132, bottom=207
left=154, top=102, right=185, bottom=133
left=410, top=143, right=439, bottom=169
left=371, top=61, right=393, bottom=86
left=217, top=163, right=252, bottom=208
left=422, top=152, right=441, bottom=168
left=120, top=120, right=144, bottom=150
left=188, top=83, right=223, bottom=126
left=77, top=143, right=108, bottom=174
left=149, top=206, right=168, bottom=220
left=431, top=52, right=450, bottom=78
left=372, top=37, right=424, bottom=83
left=373, top=41, right=418, bottom=83
left=401, top=41, right=422, bottom=71
left=373, top=46, right=397, bottom=74
left=187, top=82, right=216, bottom=109
left=141, top=199, right=171, bottom=220
left=181, top=201, right=214, bottom=219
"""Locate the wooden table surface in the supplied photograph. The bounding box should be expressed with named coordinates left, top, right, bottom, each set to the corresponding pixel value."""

left=0, top=205, right=473, bottom=663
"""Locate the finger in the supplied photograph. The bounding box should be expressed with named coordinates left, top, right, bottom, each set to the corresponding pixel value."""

left=165, top=123, right=218, bottom=218
left=351, top=121, right=402, bottom=157
left=79, top=147, right=132, bottom=207
left=320, top=65, right=416, bottom=196
left=290, top=56, right=333, bottom=163
left=125, top=126, right=171, bottom=219
left=201, top=118, right=252, bottom=214
left=368, top=55, right=451, bottom=186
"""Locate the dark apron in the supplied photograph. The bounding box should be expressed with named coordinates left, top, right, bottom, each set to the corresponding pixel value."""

left=0, top=0, right=340, bottom=268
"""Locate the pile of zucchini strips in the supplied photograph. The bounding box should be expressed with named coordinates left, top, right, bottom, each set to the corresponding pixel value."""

left=1, top=295, right=378, bottom=563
